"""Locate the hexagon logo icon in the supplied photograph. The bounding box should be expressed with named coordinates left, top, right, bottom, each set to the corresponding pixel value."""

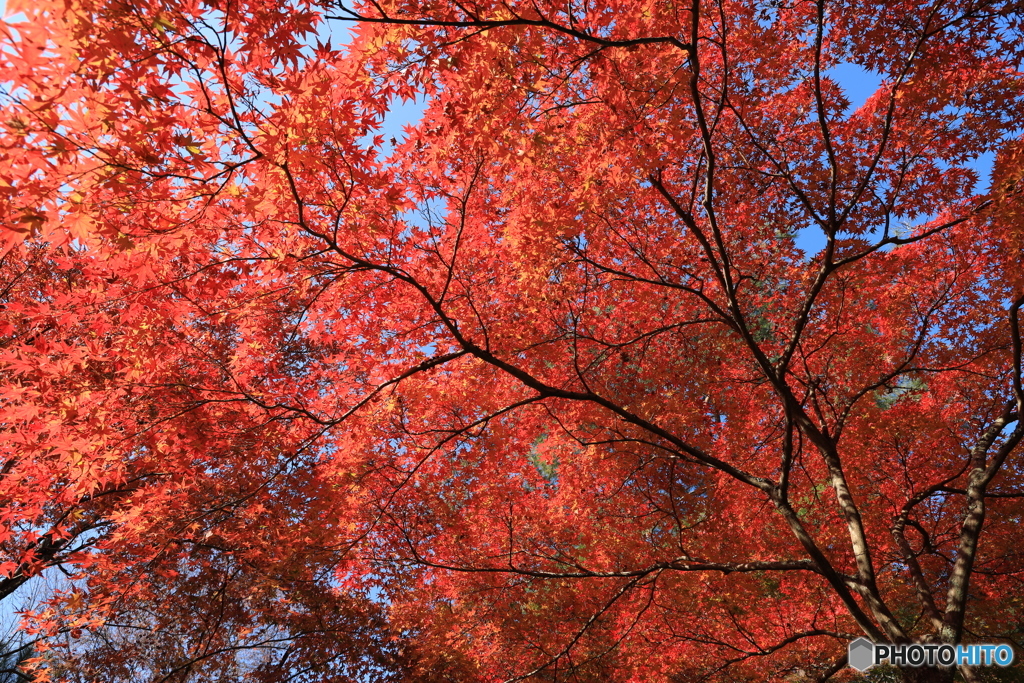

left=848, top=638, right=875, bottom=672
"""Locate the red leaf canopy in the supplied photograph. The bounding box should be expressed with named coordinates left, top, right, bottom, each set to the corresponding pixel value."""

left=1, top=0, right=1023, bottom=681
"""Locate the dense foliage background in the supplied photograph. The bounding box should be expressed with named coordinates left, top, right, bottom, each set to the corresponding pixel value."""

left=2, top=0, right=1024, bottom=680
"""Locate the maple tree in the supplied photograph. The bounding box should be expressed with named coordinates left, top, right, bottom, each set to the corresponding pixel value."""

left=1, top=0, right=1024, bottom=680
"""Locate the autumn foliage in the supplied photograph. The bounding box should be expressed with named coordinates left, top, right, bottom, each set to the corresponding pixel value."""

left=1, top=0, right=1023, bottom=680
